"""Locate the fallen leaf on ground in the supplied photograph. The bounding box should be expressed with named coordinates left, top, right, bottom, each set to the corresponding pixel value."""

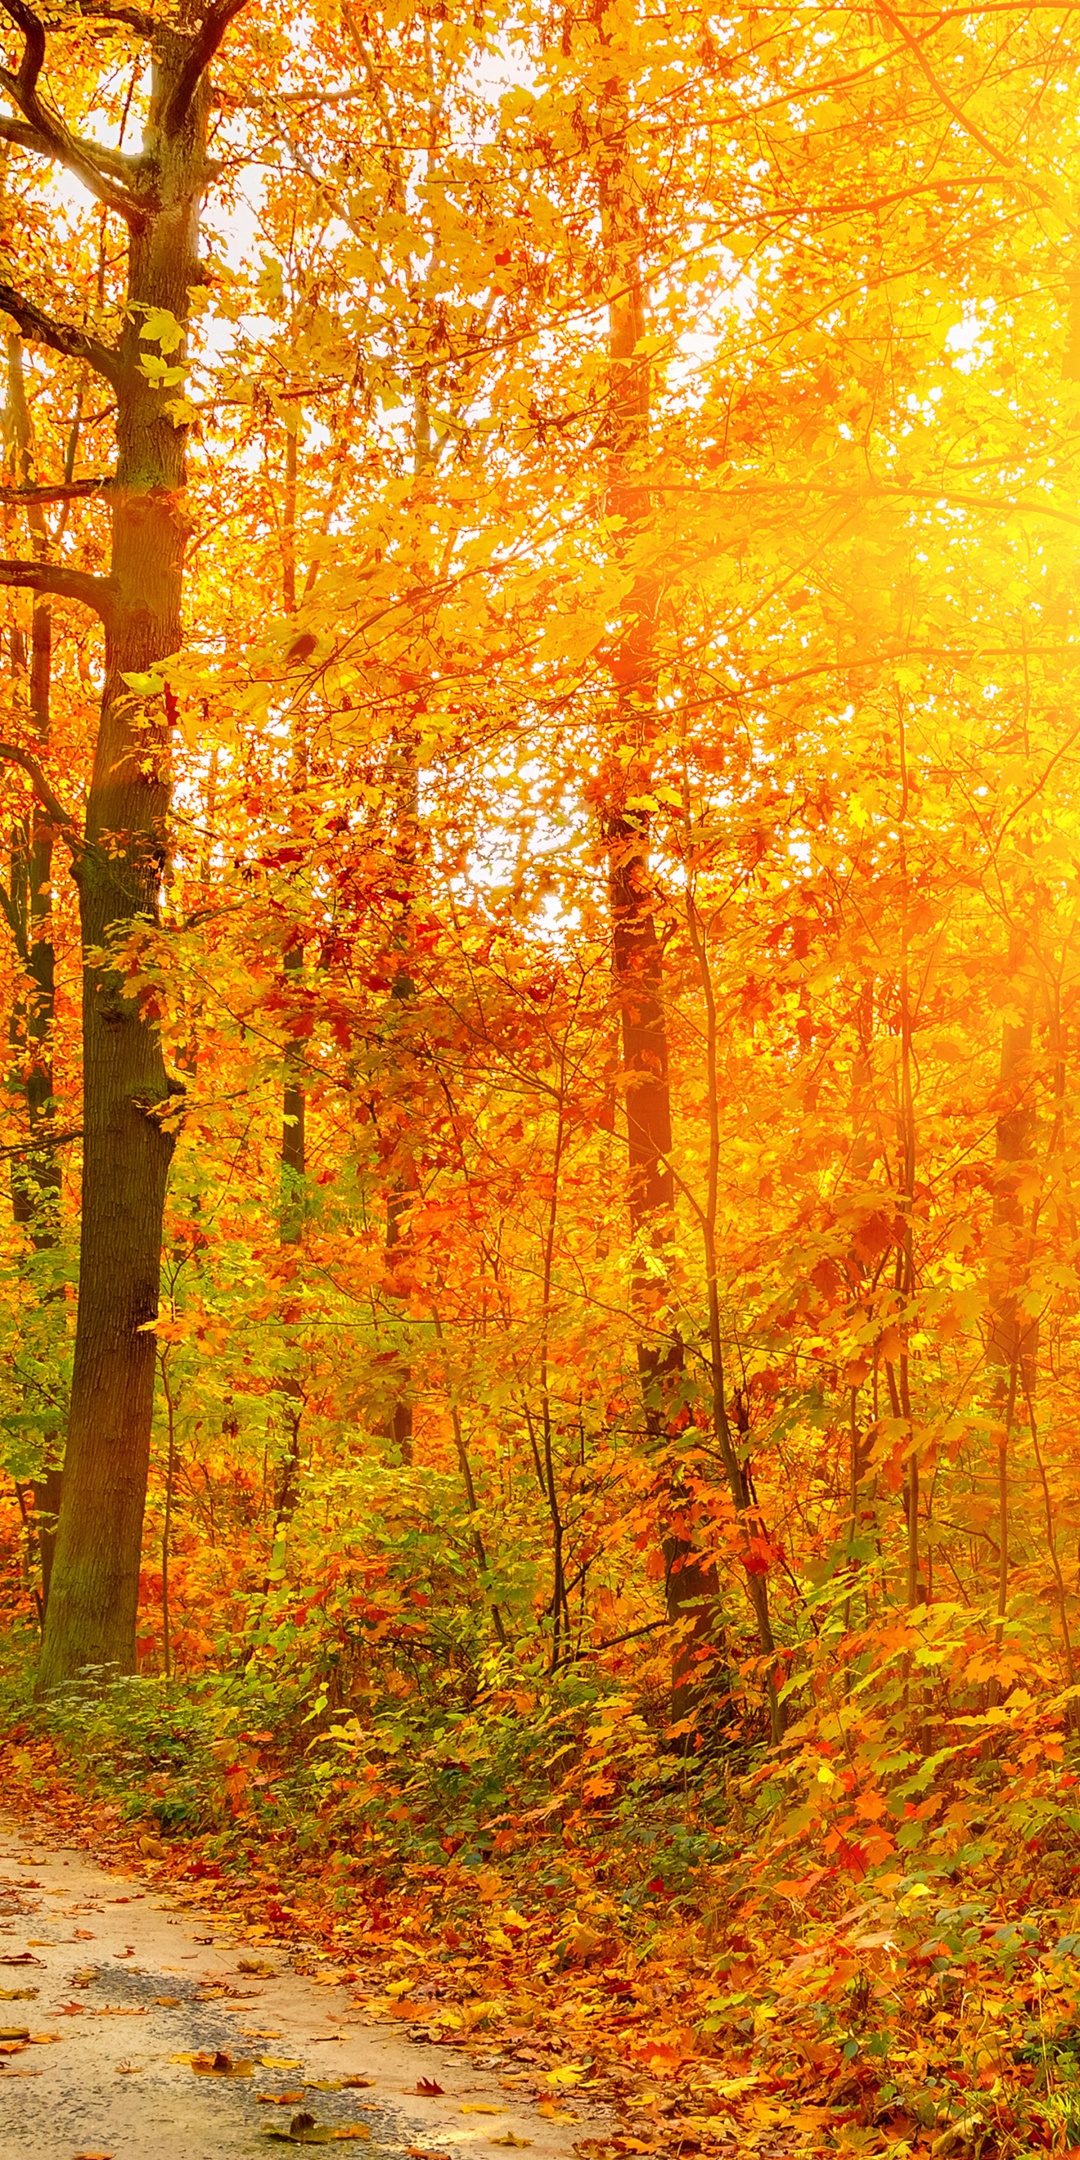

left=258, top=2093, right=307, bottom=2105
left=239, top=1958, right=278, bottom=1976
left=460, top=2105, right=504, bottom=2116
left=536, top=2106, right=576, bottom=2122
left=0, top=2028, right=29, bottom=2040
left=259, top=2055, right=303, bottom=2069
left=415, top=2077, right=444, bottom=2095
left=0, top=1988, right=36, bottom=2001
left=405, top=2149, right=451, bottom=2159
left=73, top=2151, right=113, bottom=2157
left=341, top=2077, right=376, bottom=2089
left=491, top=2139, right=532, bottom=2149
left=152, top=1996, right=181, bottom=2007
left=114, top=2061, right=142, bottom=2075
left=0, top=1954, right=43, bottom=1967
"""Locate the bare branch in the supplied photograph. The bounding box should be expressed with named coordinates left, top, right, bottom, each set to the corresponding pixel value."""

left=164, top=0, right=250, bottom=135
left=0, top=475, right=111, bottom=505
left=0, top=0, right=146, bottom=220
left=0, top=279, right=121, bottom=385
left=0, top=739, right=80, bottom=843
left=0, top=558, right=117, bottom=621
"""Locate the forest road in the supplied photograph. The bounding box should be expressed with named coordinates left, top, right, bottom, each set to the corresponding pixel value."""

left=0, top=1821, right=597, bottom=2160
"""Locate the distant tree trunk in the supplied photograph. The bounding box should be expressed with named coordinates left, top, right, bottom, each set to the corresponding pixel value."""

left=279, top=421, right=307, bottom=1237
left=982, top=282, right=1080, bottom=1641
left=986, top=928, right=1037, bottom=1636
left=276, top=417, right=305, bottom=1524
left=376, top=390, right=433, bottom=1466
left=379, top=716, right=419, bottom=1464
left=0, top=1, right=254, bottom=1694
left=592, top=6, right=721, bottom=1727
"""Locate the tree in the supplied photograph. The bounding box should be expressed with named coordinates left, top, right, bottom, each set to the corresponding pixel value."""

left=0, top=0, right=251, bottom=1688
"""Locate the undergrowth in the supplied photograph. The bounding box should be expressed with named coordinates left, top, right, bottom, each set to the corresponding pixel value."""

left=6, top=1605, right=1080, bottom=2154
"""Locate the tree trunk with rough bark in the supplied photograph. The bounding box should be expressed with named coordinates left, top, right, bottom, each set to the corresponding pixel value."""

left=0, top=0, right=250, bottom=1691
left=2, top=333, right=62, bottom=1616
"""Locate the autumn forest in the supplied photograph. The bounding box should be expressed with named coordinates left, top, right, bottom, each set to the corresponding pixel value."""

left=0, top=0, right=1079, bottom=2151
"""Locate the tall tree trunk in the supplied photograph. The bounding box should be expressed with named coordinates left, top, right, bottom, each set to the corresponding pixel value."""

left=982, top=272, right=1080, bottom=1644
left=986, top=928, right=1037, bottom=1638
left=592, top=3, right=721, bottom=1726
left=279, top=421, right=307, bottom=1233
left=379, top=713, right=419, bottom=1463
left=276, top=417, right=306, bottom=1524
left=0, top=2, right=254, bottom=1693
left=2, top=333, right=61, bottom=1615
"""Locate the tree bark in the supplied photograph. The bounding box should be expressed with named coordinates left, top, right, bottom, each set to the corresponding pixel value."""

left=2, top=332, right=61, bottom=1616
left=26, top=4, right=249, bottom=1692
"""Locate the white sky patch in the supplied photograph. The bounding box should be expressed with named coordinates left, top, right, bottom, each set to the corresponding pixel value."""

left=944, top=303, right=995, bottom=374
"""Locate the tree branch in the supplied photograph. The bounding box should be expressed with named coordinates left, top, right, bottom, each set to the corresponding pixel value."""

left=0, top=740, right=80, bottom=845
left=0, top=109, right=41, bottom=150
left=164, top=0, right=250, bottom=135
left=877, top=2, right=1016, bottom=172
left=0, top=105, right=137, bottom=181
left=69, top=2, right=155, bottom=31
left=0, top=0, right=146, bottom=220
left=0, top=475, right=111, bottom=505
left=0, top=279, right=121, bottom=385
left=0, top=1128, right=82, bottom=1155
left=0, top=558, right=117, bottom=621
left=0, top=872, right=26, bottom=956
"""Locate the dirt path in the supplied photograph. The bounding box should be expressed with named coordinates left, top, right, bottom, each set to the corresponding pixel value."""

left=0, top=1823, right=601, bottom=2160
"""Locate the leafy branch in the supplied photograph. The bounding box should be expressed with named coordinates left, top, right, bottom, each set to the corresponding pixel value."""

left=0, top=740, right=81, bottom=848
left=0, top=0, right=146, bottom=219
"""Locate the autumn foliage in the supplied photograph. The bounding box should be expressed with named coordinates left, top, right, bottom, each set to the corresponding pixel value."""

left=3, top=0, right=1080, bottom=2150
